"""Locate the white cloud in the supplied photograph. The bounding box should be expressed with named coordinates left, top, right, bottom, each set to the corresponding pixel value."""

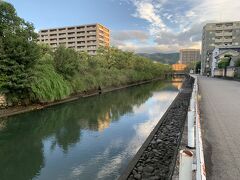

left=114, top=0, right=240, bottom=53
left=111, top=30, right=149, bottom=42
left=132, top=0, right=167, bottom=32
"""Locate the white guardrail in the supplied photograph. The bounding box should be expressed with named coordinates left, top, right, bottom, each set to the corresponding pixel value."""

left=195, top=77, right=206, bottom=180
left=179, top=75, right=206, bottom=180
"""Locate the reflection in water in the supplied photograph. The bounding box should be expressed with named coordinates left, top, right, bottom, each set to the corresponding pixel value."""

left=172, top=77, right=184, bottom=90
left=0, top=81, right=179, bottom=180
left=97, top=112, right=111, bottom=131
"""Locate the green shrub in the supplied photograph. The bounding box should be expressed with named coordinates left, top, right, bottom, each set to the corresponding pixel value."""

left=30, top=54, right=71, bottom=102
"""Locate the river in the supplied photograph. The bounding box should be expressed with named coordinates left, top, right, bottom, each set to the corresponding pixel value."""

left=0, top=81, right=181, bottom=180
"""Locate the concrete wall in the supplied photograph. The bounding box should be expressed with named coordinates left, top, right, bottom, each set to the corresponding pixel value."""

left=0, top=94, right=7, bottom=108
left=214, top=67, right=236, bottom=77
left=214, top=69, right=224, bottom=77
left=226, top=67, right=235, bottom=77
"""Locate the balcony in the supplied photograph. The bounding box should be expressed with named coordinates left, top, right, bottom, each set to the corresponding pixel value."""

left=86, top=25, right=96, bottom=31
left=77, top=36, right=85, bottom=40
left=223, top=26, right=233, bottom=30
left=87, top=45, right=96, bottom=49
left=223, top=38, right=233, bottom=43
left=87, top=31, right=96, bottom=35
left=68, top=27, right=75, bottom=30
left=77, top=41, right=85, bottom=44
left=41, top=30, right=48, bottom=33
left=59, top=33, right=66, bottom=36
left=77, top=46, right=85, bottom=49
left=59, top=28, right=66, bottom=31
left=59, top=37, right=66, bottom=41
left=215, top=38, right=224, bottom=43
left=50, top=43, right=57, bottom=46
left=49, top=29, right=57, bottom=32
left=215, top=32, right=223, bottom=36
left=87, top=40, right=97, bottom=45
left=68, top=37, right=75, bottom=40
left=68, top=41, right=75, bottom=45
left=68, top=32, right=75, bottom=36
left=77, top=26, right=85, bottom=30
left=77, top=31, right=85, bottom=34
left=87, top=35, right=96, bottom=40
left=223, top=32, right=232, bottom=36
left=50, top=38, right=57, bottom=41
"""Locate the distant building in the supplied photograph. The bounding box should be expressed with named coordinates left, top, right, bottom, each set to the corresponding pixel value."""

left=38, top=23, right=110, bottom=55
left=172, top=64, right=187, bottom=72
left=201, top=21, right=240, bottom=75
left=179, top=49, right=200, bottom=64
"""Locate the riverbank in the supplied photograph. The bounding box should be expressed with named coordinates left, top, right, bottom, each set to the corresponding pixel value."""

left=119, top=76, right=194, bottom=180
left=0, top=77, right=170, bottom=119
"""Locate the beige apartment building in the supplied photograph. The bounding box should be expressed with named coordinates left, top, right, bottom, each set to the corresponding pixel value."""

left=38, top=23, right=110, bottom=55
left=179, top=49, right=201, bottom=64
left=201, top=21, right=240, bottom=74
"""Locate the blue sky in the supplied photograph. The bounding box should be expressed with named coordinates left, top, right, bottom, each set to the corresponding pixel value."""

left=6, top=0, right=240, bottom=53
left=6, top=0, right=146, bottom=31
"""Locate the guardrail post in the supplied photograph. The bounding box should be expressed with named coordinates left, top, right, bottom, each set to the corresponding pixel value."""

left=179, top=150, right=193, bottom=180
left=187, top=109, right=195, bottom=149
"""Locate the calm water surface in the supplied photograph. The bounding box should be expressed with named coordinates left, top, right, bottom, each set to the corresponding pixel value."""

left=0, top=81, right=180, bottom=180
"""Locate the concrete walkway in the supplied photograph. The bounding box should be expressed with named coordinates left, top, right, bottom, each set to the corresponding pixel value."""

left=199, top=77, right=240, bottom=180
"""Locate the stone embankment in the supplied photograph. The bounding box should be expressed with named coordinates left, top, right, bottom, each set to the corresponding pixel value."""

left=119, top=76, right=194, bottom=180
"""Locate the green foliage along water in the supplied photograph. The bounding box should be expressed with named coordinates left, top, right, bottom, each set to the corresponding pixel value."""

left=0, top=1, right=172, bottom=105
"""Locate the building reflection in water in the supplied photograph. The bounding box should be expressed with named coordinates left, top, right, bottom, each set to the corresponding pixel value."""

left=97, top=111, right=111, bottom=131
left=172, top=77, right=184, bottom=90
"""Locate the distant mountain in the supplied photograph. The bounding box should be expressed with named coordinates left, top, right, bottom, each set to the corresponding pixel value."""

left=138, top=52, right=179, bottom=65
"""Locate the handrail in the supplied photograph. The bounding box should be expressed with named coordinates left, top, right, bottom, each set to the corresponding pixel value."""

left=194, top=77, right=206, bottom=180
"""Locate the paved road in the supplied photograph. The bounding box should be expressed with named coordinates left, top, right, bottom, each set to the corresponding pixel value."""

left=199, top=77, right=240, bottom=180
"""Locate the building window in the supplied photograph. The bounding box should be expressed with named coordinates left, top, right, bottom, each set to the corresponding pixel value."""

left=50, top=29, right=57, bottom=32
left=77, top=26, right=85, bottom=29
left=87, top=25, right=96, bottom=28
left=68, top=27, right=75, bottom=30
left=77, top=31, right=85, bottom=34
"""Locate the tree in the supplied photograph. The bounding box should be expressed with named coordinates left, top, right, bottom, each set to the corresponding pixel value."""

left=218, top=54, right=232, bottom=77
left=53, top=46, right=80, bottom=80
left=0, top=1, right=40, bottom=103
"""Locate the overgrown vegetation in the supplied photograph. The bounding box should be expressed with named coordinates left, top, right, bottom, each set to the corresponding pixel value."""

left=235, top=58, right=240, bottom=67
left=0, top=1, right=171, bottom=106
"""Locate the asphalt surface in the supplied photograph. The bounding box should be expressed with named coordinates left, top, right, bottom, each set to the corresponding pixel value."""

left=199, top=77, right=240, bottom=180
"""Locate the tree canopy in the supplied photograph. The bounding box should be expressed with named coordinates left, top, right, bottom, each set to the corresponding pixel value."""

left=0, top=1, right=40, bottom=103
